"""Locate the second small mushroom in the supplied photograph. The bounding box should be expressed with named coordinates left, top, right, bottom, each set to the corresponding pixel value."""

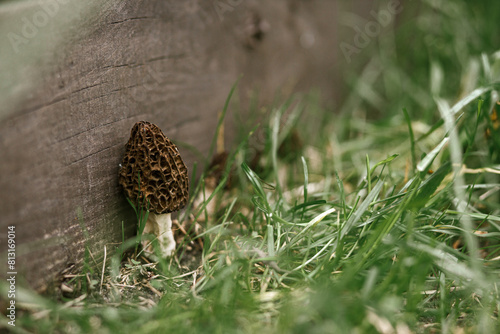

left=119, top=121, right=189, bottom=258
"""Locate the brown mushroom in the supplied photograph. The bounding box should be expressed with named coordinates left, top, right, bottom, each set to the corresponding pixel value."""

left=119, top=121, right=189, bottom=257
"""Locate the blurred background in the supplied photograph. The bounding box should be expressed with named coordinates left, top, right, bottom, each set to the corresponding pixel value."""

left=1, top=0, right=500, bottom=293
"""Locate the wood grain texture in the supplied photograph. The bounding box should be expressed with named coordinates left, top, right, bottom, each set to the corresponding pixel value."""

left=0, top=0, right=341, bottom=291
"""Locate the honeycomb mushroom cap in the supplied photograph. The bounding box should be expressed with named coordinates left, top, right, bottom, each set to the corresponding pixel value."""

left=119, top=121, right=189, bottom=214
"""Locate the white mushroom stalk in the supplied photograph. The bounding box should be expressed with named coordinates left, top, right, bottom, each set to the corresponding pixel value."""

left=119, top=121, right=189, bottom=259
left=142, top=212, right=176, bottom=258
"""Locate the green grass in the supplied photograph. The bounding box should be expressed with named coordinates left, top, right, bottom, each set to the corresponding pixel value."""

left=3, top=1, right=500, bottom=333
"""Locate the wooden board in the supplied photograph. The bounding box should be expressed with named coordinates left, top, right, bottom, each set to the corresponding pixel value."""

left=0, top=0, right=342, bottom=291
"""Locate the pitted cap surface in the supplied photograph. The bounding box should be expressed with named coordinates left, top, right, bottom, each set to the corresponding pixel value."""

left=119, top=121, right=189, bottom=214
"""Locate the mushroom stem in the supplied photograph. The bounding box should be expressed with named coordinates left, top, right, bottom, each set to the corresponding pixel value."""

left=141, top=212, right=176, bottom=258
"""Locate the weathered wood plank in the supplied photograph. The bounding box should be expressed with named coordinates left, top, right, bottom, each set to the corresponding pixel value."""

left=0, top=0, right=341, bottom=291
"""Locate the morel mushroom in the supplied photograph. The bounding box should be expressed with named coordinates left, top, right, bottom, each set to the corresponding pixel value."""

left=119, top=121, right=189, bottom=257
